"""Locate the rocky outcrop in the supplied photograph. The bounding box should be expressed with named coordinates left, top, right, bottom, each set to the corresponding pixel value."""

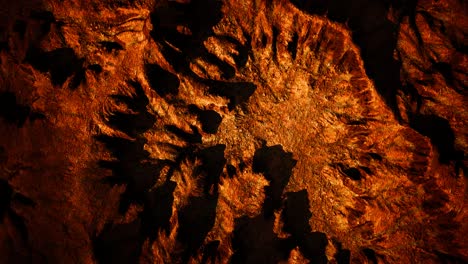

left=0, top=0, right=466, bottom=263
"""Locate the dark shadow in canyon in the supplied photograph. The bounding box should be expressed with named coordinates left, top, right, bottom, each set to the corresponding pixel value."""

left=94, top=80, right=176, bottom=264
left=287, top=32, right=299, bottom=60
left=177, top=195, right=219, bottom=263
left=410, top=114, right=463, bottom=164
left=252, top=144, right=297, bottom=217
left=104, top=80, right=156, bottom=139
left=165, top=125, right=202, bottom=144
left=230, top=214, right=292, bottom=264
left=201, top=240, right=220, bottom=264
left=0, top=91, right=45, bottom=127
left=335, top=163, right=364, bottom=181
left=206, top=81, right=257, bottom=111
left=196, top=144, right=226, bottom=195
left=150, top=0, right=223, bottom=61
left=144, top=63, right=180, bottom=97
left=176, top=144, right=226, bottom=262
left=93, top=220, right=142, bottom=264
left=230, top=145, right=327, bottom=264
left=189, top=105, right=223, bottom=134
left=19, top=9, right=82, bottom=88
left=26, top=47, right=85, bottom=88
left=362, top=248, right=378, bottom=264
left=334, top=240, right=351, bottom=264
left=282, top=190, right=328, bottom=264
left=143, top=180, right=177, bottom=239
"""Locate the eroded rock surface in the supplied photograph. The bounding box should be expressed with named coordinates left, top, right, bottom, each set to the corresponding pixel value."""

left=0, top=0, right=466, bottom=263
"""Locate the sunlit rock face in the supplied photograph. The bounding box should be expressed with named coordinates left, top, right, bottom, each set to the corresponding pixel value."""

left=0, top=0, right=466, bottom=263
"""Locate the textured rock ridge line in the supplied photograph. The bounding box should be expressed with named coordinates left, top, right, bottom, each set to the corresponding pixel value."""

left=0, top=0, right=466, bottom=263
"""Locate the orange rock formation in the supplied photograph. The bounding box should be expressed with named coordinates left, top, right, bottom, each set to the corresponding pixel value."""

left=0, top=0, right=466, bottom=263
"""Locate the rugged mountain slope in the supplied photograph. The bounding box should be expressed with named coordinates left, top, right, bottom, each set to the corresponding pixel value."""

left=0, top=0, right=466, bottom=263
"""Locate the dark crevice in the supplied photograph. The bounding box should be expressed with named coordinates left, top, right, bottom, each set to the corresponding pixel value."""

left=226, top=35, right=250, bottom=68
left=96, top=136, right=165, bottom=213
left=227, top=164, right=236, bottom=178
left=165, top=125, right=202, bottom=144
left=272, top=26, right=279, bottom=60
left=206, top=81, right=257, bottom=111
left=177, top=195, right=218, bottom=262
left=204, top=52, right=236, bottom=79
left=230, top=144, right=297, bottom=264
left=93, top=220, right=142, bottom=264
left=97, top=137, right=151, bottom=171
left=347, top=119, right=368, bottom=126
left=176, top=144, right=226, bottom=262
left=368, top=152, right=383, bottom=161
left=334, top=240, right=351, bottom=264
left=410, top=114, right=462, bottom=164
left=110, top=81, right=149, bottom=112
left=69, top=67, right=86, bottom=90
left=198, top=110, right=222, bottom=134
left=422, top=189, right=449, bottom=213
left=7, top=209, right=30, bottom=247
left=282, top=190, right=328, bottom=264
left=347, top=207, right=365, bottom=220
left=0, top=92, right=45, bottom=127
left=150, top=0, right=223, bottom=49
left=144, top=63, right=180, bottom=97
left=201, top=240, right=220, bottom=264
left=12, top=193, right=35, bottom=207
left=362, top=248, right=378, bottom=264
left=431, top=62, right=459, bottom=91
left=230, top=215, right=292, bottom=264
left=252, top=144, right=296, bottom=217
left=96, top=81, right=162, bottom=213
left=260, top=33, right=268, bottom=48
left=343, top=167, right=362, bottom=180
left=142, top=180, right=177, bottom=239
left=0, top=146, right=6, bottom=164
left=149, top=0, right=223, bottom=71
left=30, top=11, right=55, bottom=23
left=314, top=26, right=326, bottom=55
left=238, top=160, right=246, bottom=172
left=196, top=144, right=226, bottom=195
left=107, top=112, right=156, bottom=138
left=336, top=163, right=363, bottom=180
left=359, top=166, right=372, bottom=174
left=25, top=47, right=85, bottom=88
left=189, top=105, right=223, bottom=134
left=287, top=32, right=298, bottom=60
left=159, top=42, right=189, bottom=73
left=88, top=64, right=103, bottom=73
